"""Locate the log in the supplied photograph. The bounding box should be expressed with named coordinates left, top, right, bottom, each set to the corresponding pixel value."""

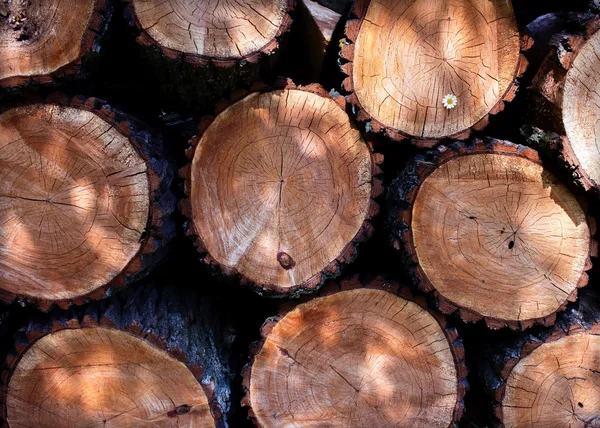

left=386, top=139, right=597, bottom=330
left=122, top=1, right=294, bottom=113
left=241, top=276, right=468, bottom=427
left=480, top=288, right=600, bottom=427
left=125, top=0, right=294, bottom=67
left=0, top=95, right=176, bottom=310
left=0, top=282, right=234, bottom=427
left=181, top=81, right=383, bottom=296
left=0, top=0, right=111, bottom=89
left=523, top=13, right=600, bottom=192
left=340, top=0, right=530, bottom=145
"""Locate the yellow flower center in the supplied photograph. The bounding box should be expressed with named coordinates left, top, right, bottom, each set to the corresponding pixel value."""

left=447, top=99, right=453, bottom=104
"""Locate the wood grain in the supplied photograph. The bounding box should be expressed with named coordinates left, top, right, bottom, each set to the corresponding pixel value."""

left=130, top=0, right=291, bottom=61
left=6, top=327, right=214, bottom=428
left=343, top=0, right=524, bottom=142
left=387, top=140, right=596, bottom=329
left=0, top=0, right=107, bottom=87
left=0, top=104, right=150, bottom=302
left=247, top=288, right=459, bottom=427
left=186, top=85, right=377, bottom=294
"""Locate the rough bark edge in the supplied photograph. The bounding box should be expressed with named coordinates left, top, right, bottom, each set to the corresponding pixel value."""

left=123, top=0, right=295, bottom=69
left=179, top=79, right=384, bottom=298
left=0, top=0, right=113, bottom=90
left=524, top=14, right=600, bottom=192
left=386, top=138, right=598, bottom=330
left=240, top=274, right=469, bottom=427
left=338, top=0, right=532, bottom=147
left=483, top=295, right=600, bottom=427
left=0, top=94, right=177, bottom=311
left=0, top=285, right=228, bottom=428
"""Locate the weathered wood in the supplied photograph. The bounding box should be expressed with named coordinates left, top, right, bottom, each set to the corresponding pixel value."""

left=523, top=13, right=600, bottom=192
left=0, top=281, right=235, bottom=427
left=0, top=0, right=112, bottom=90
left=0, top=95, right=176, bottom=310
left=386, top=139, right=597, bottom=329
left=181, top=81, right=383, bottom=296
left=340, top=0, right=530, bottom=145
left=480, top=288, right=600, bottom=427
left=242, top=276, right=468, bottom=427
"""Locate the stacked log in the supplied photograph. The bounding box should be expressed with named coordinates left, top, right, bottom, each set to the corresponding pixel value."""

left=0, top=282, right=235, bottom=427
left=386, top=139, right=596, bottom=329
left=0, top=95, right=176, bottom=310
left=0, top=0, right=112, bottom=89
left=242, top=276, right=468, bottom=427
left=340, top=0, right=530, bottom=145
left=524, top=13, right=600, bottom=192
left=180, top=81, right=383, bottom=296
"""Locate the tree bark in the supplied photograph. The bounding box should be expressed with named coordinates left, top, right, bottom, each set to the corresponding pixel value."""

left=386, top=139, right=597, bottom=330
left=122, top=0, right=295, bottom=113
left=479, top=287, right=600, bottom=427
left=0, top=0, right=112, bottom=90
left=180, top=81, right=383, bottom=296
left=0, top=281, right=235, bottom=428
left=523, top=13, right=600, bottom=193
left=340, top=0, right=530, bottom=146
left=0, top=95, right=176, bottom=311
left=241, top=275, right=468, bottom=427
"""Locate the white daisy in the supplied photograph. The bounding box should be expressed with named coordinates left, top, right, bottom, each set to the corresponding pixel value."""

left=442, top=94, right=458, bottom=110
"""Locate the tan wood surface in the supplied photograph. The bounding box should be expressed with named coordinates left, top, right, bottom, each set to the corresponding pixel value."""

left=248, top=288, right=458, bottom=427
left=131, top=0, right=289, bottom=59
left=6, top=327, right=214, bottom=428
left=351, top=0, right=521, bottom=139
left=0, top=104, right=150, bottom=301
left=563, top=30, right=600, bottom=188
left=0, top=0, right=96, bottom=84
left=503, top=333, right=600, bottom=427
left=412, top=153, right=590, bottom=323
left=189, top=88, right=373, bottom=292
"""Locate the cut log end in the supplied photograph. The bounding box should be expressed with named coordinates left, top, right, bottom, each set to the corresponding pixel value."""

left=344, top=0, right=523, bottom=141
left=245, top=287, right=461, bottom=427
left=129, top=0, right=292, bottom=63
left=390, top=141, right=593, bottom=328
left=6, top=327, right=215, bottom=427
left=502, top=332, right=600, bottom=427
left=0, top=0, right=104, bottom=87
left=0, top=103, right=151, bottom=304
left=186, top=86, right=376, bottom=294
left=562, top=29, right=600, bottom=188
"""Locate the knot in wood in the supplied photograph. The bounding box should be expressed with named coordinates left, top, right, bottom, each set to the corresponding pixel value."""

left=168, top=404, right=191, bottom=418
left=277, top=252, right=295, bottom=270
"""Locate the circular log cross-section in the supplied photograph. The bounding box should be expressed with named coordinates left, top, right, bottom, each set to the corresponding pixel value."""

left=6, top=327, right=214, bottom=427
left=502, top=332, right=600, bottom=427
left=342, top=0, right=526, bottom=143
left=562, top=30, right=600, bottom=188
left=184, top=85, right=378, bottom=295
left=0, top=0, right=109, bottom=88
left=244, top=287, right=464, bottom=427
left=388, top=140, right=594, bottom=329
left=0, top=102, right=161, bottom=308
left=128, top=0, right=293, bottom=65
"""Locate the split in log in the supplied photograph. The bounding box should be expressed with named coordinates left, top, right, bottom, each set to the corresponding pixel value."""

left=181, top=82, right=382, bottom=296
left=0, top=282, right=234, bottom=427
left=0, top=0, right=111, bottom=89
left=125, top=0, right=294, bottom=67
left=241, top=276, right=468, bottom=427
left=524, top=14, right=600, bottom=192
left=386, top=139, right=597, bottom=329
left=480, top=288, right=600, bottom=427
left=340, top=0, right=530, bottom=145
left=0, top=95, right=176, bottom=310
